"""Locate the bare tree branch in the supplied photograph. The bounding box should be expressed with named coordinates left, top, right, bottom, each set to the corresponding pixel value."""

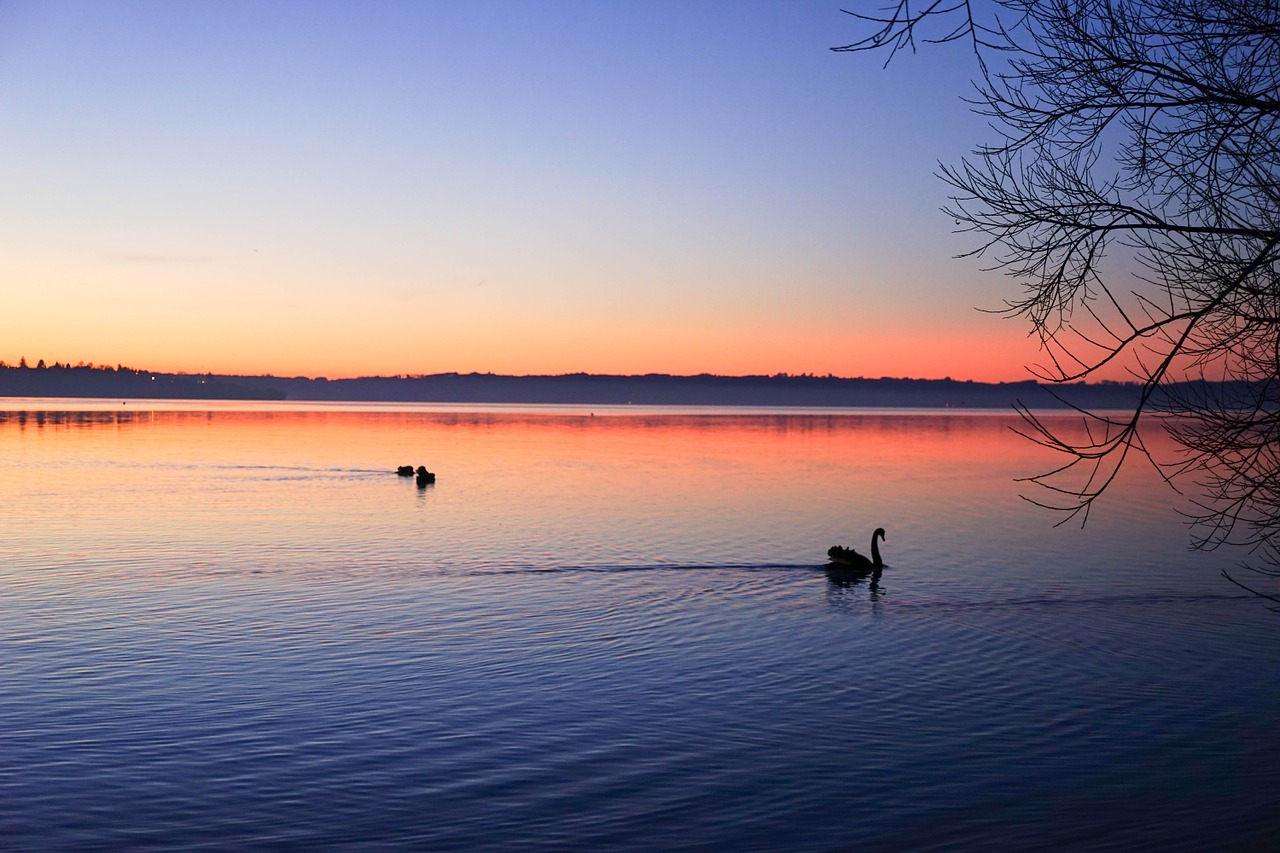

left=838, top=0, right=1280, bottom=595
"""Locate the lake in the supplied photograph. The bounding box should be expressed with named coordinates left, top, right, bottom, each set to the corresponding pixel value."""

left=2, top=401, right=1277, bottom=850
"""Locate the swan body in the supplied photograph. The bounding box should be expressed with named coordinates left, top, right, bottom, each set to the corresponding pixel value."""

left=827, top=528, right=885, bottom=570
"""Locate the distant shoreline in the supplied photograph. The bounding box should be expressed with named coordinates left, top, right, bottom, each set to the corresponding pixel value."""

left=0, top=364, right=1172, bottom=410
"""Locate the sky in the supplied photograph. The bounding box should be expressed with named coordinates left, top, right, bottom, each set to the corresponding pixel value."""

left=0, top=0, right=1057, bottom=382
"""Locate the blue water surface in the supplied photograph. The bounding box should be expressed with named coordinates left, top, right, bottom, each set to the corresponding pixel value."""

left=1, top=405, right=1277, bottom=851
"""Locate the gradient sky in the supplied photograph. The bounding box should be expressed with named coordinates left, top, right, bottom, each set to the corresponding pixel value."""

left=0, top=0, right=1060, bottom=381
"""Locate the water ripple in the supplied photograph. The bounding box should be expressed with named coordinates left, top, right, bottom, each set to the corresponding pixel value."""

left=4, top=408, right=1279, bottom=850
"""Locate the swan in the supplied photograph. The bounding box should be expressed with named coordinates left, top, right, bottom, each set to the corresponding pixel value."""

left=827, top=528, right=885, bottom=570
left=415, top=465, right=436, bottom=486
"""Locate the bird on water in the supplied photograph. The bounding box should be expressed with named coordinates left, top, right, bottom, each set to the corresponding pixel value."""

left=827, top=528, right=885, bottom=570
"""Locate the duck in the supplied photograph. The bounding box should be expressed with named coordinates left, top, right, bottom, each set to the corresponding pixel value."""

left=415, top=465, right=436, bottom=486
left=396, top=465, right=415, bottom=477
left=827, top=528, right=885, bottom=571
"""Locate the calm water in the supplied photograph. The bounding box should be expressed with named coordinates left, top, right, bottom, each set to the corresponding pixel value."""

left=2, top=401, right=1277, bottom=851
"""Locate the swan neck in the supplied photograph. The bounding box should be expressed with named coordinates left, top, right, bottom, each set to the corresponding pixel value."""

left=871, top=532, right=882, bottom=568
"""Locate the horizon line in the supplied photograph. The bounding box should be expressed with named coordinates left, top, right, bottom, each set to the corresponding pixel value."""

left=0, top=359, right=1141, bottom=386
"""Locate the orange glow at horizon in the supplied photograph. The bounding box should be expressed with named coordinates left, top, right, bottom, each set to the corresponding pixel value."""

left=0, top=334, right=1038, bottom=384
left=4, top=302, right=1112, bottom=384
left=1, top=4, right=1160, bottom=399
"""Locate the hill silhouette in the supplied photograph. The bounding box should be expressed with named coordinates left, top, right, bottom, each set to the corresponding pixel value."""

left=0, top=362, right=1169, bottom=409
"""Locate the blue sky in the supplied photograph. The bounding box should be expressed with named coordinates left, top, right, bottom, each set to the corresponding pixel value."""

left=0, top=1, right=1044, bottom=380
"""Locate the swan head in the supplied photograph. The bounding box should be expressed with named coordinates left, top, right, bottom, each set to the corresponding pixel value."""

left=873, top=527, right=886, bottom=541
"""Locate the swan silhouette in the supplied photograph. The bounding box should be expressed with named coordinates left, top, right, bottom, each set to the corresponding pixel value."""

left=827, top=528, right=885, bottom=570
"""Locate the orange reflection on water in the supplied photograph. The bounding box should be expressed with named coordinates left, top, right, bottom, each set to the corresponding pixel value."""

left=0, top=404, right=1049, bottom=477
left=0, top=403, right=1183, bottom=577
left=1, top=406, right=1141, bottom=515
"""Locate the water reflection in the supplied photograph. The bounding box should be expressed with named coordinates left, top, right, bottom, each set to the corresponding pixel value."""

left=0, top=400, right=1202, bottom=580
left=3, top=401, right=1278, bottom=851
left=1, top=408, right=152, bottom=429
left=825, top=562, right=886, bottom=602
left=824, top=564, right=887, bottom=621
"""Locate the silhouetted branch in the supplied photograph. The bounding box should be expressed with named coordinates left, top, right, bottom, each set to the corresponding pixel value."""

left=838, top=0, right=1280, bottom=599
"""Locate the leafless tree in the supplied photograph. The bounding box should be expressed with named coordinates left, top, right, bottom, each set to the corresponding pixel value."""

left=835, top=0, right=1280, bottom=601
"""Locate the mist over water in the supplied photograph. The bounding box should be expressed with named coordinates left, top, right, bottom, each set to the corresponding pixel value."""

left=2, top=403, right=1277, bottom=850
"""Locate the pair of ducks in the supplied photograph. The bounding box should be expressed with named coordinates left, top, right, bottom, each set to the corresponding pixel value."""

left=827, top=527, right=886, bottom=572
left=397, top=465, right=436, bottom=486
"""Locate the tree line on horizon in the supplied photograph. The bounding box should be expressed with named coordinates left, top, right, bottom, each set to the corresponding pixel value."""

left=0, top=359, right=1249, bottom=412
left=0, top=358, right=1149, bottom=386
left=2, top=357, right=146, bottom=372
